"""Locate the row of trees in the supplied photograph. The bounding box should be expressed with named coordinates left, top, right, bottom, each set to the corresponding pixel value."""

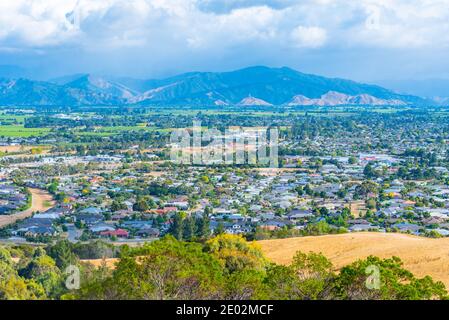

left=168, top=212, right=211, bottom=241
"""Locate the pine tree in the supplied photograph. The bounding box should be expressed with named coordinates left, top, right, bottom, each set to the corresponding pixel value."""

left=201, top=214, right=211, bottom=238
left=183, top=217, right=196, bottom=241
left=169, top=213, right=184, bottom=240
left=195, top=214, right=211, bottom=239
left=214, top=222, right=225, bottom=235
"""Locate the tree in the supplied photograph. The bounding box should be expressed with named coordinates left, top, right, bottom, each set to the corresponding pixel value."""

left=302, top=220, right=333, bottom=236
left=110, top=200, right=126, bottom=212
left=304, top=184, right=313, bottom=196
left=47, top=180, right=59, bottom=194
left=205, top=234, right=266, bottom=273
left=19, top=252, right=63, bottom=298
left=295, top=186, right=304, bottom=196
left=264, top=251, right=335, bottom=300
left=366, top=198, right=377, bottom=210
left=289, top=251, right=334, bottom=299
left=0, top=247, right=47, bottom=300
left=195, top=214, right=211, bottom=239
left=364, top=163, right=378, bottom=179
left=214, top=222, right=225, bottom=236
left=30, top=235, right=449, bottom=301
left=354, top=181, right=379, bottom=199
left=168, top=213, right=184, bottom=240
left=46, top=240, right=78, bottom=269
left=182, top=217, right=196, bottom=241
left=348, top=156, right=358, bottom=165
left=335, top=256, right=447, bottom=300
left=133, top=197, right=149, bottom=212
left=70, top=236, right=225, bottom=300
left=72, top=241, right=115, bottom=259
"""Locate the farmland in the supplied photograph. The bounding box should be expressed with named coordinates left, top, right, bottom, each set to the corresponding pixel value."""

left=0, top=125, right=51, bottom=137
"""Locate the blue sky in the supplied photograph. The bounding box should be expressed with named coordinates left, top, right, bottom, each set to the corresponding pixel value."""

left=1, top=0, right=449, bottom=81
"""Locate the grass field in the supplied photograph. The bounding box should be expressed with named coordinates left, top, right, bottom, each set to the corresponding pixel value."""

left=0, top=113, right=28, bottom=124
left=258, top=232, right=449, bottom=288
left=0, top=125, right=51, bottom=137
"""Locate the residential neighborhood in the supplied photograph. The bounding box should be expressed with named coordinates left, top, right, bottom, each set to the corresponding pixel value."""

left=1, top=108, right=449, bottom=245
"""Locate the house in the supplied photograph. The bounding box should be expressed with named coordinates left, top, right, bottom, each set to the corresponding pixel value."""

left=100, top=229, right=129, bottom=238
left=165, top=201, right=189, bottom=210
left=349, top=224, right=377, bottom=232
left=287, top=209, right=314, bottom=220
left=377, top=208, right=399, bottom=217
left=149, top=207, right=177, bottom=215
left=123, top=201, right=134, bottom=212
left=33, top=212, right=62, bottom=220
left=24, top=226, right=57, bottom=237
left=224, top=222, right=252, bottom=234
left=79, top=207, right=103, bottom=215
left=228, top=214, right=245, bottom=222
left=260, top=220, right=287, bottom=231
left=393, top=223, right=423, bottom=233
left=121, top=220, right=153, bottom=230
left=89, top=223, right=115, bottom=233
left=0, top=206, right=13, bottom=214
left=76, top=214, right=104, bottom=226
left=136, top=228, right=160, bottom=238
left=111, top=212, right=128, bottom=221
left=259, top=212, right=275, bottom=220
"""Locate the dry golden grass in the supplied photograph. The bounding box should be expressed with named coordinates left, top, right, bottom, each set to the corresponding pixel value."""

left=346, top=201, right=366, bottom=218
left=0, top=146, right=25, bottom=153
left=0, top=145, right=50, bottom=154
left=258, top=232, right=449, bottom=288
left=143, top=171, right=166, bottom=178
left=82, top=258, right=119, bottom=269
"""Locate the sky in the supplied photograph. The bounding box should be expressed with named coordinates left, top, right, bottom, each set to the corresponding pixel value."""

left=1, top=0, right=449, bottom=82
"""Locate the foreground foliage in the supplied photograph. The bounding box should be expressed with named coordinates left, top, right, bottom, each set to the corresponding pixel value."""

left=0, top=235, right=447, bottom=300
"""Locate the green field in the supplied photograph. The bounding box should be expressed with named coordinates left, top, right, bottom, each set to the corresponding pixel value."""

left=0, top=125, right=51, bottom=137
left=0, top=114, right=28, bottom=125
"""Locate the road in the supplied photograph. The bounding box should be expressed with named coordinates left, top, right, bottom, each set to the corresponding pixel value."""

left=0, top=188, right=55, bottom=228
left=66, top=223, right=82, bottom=243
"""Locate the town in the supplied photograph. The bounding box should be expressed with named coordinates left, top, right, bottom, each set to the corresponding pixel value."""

left=1, top=106, right=449, bottom=246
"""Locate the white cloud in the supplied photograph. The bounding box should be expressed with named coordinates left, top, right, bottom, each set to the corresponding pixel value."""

left=290, top=25, right=327, bottom=48
left=2, top=0, right=449, bottom=51
left=3, top=0, right=449, bottom=79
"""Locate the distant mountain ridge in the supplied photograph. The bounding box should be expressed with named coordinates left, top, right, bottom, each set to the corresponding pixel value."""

left=0, top=66, right=428, bottom=106
left=288, top=91, right=406, bottom=106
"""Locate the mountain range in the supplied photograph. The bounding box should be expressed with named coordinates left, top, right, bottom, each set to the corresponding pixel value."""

left=0, top=66, right=429, bottom=107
